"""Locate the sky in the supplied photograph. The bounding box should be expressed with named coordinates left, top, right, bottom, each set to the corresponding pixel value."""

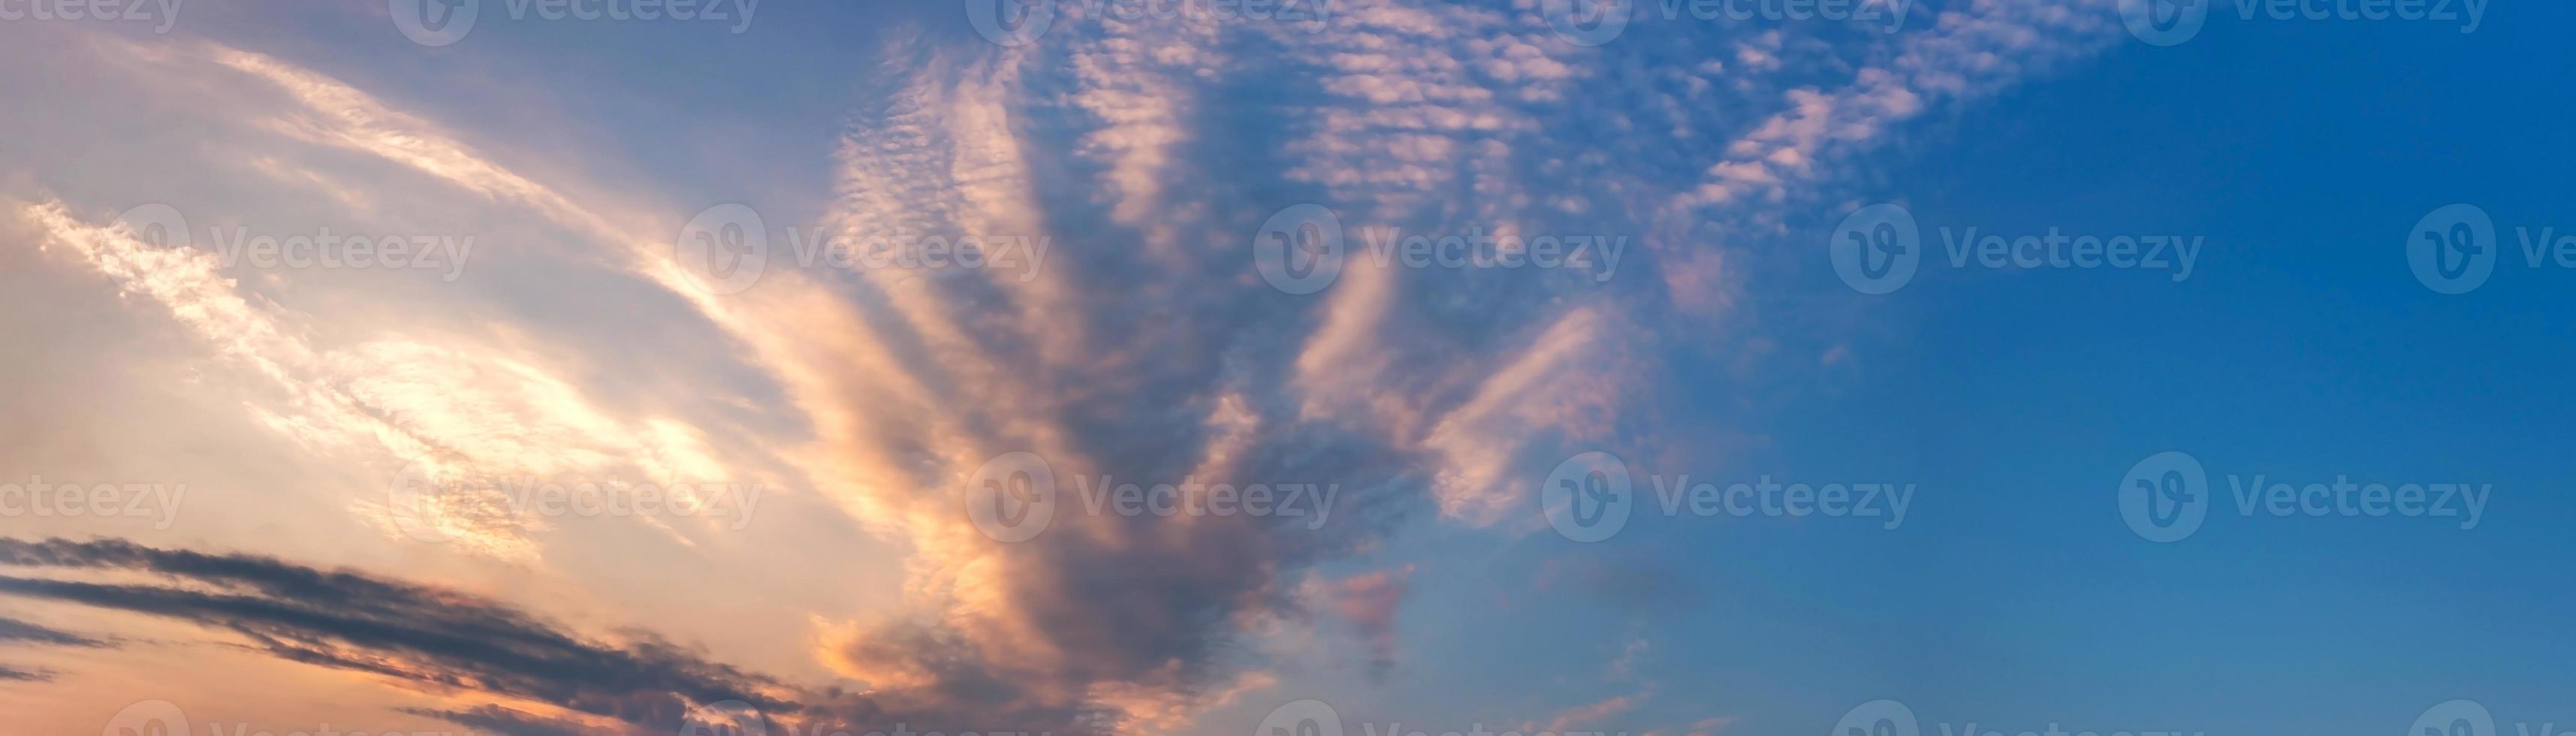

left=0, top=1, right=2570, bottom=735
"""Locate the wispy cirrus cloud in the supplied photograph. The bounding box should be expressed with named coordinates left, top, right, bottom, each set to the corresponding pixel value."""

left=19, top=199, right=741, bottom=563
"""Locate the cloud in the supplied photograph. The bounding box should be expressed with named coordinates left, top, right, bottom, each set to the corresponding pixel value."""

left=1529, top=692, right=1645, bottom=734
left=1667, top=0, right=2125, bottom=315
left=399, top=706, right=602, bottom=736
left=18, top=199, right=741, bottom=563
left=0, top=537, right=1103, bottom=734
left=0, top=615, right=107, bottom=648
left=771, top=14, right=1689, bottom=722
left=1685, top=0, right=2123, bottom=210
left=2, top=0, right=2137, bottom=728
left=1685, top=716, right=1739, bottom=736
left=1328, top=565, right=1415, bottom=677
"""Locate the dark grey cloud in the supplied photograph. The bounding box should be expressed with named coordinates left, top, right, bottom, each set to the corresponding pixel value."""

left=0, top=612, right=104, bottom=685
left=0, top=614, right=107, bottom=647
left=398, top=706, right=614, bottom=736
left=0, top=538, right=1106, bottom=736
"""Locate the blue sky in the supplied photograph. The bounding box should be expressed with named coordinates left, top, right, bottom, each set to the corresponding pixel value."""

left=0, top=1, right=2568, bottom=735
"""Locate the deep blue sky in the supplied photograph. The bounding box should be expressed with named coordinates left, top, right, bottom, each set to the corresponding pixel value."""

left=1381, top=8, right=2576, bottom=736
